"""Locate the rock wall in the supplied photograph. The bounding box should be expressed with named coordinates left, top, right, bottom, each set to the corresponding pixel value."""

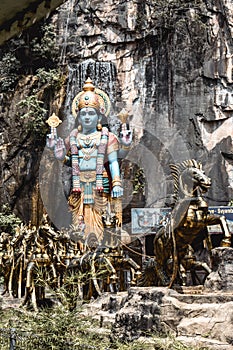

left=205, top=247, right=233, bottom=291
left=0, top=77, right=43, bottom=223
left=0, top=0, right=233, bottom=224
left=54, top=0, right=233, bottom=209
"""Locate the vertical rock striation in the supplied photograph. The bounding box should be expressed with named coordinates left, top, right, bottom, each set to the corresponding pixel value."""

left=55, top=0, right=233, bottom=208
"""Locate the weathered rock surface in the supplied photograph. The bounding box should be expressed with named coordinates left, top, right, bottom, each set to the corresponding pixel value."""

left=82, top=287, right=233, bottom=349
left=205, top=247, right=233, bottom=291
left=56, top=0, right=233, bottom=209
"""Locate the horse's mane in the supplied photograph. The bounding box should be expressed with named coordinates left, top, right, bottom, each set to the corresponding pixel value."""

left=169, top=159, right=202, bottom=203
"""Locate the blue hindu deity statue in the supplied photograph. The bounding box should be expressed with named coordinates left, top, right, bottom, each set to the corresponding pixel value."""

left=47, top=78, right=131, bottom=242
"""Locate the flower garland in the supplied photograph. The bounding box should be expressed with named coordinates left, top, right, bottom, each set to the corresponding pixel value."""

left=70, top=127, right=109, bottom=193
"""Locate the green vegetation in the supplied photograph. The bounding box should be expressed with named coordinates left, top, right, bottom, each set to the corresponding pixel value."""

left=0, top=259, right=208, bottom=350
left=0, top=266, right=208, bottom=349
left=0, top=20, right=60, bottom=94
left=31, top=23, right=59, bottom=63
left=0, top=21, right=59, bottom=93
left=17, top=94, right=48, bottom=137
left=0, top=204, right=21, bottom=234
left=0, top=52, right=20, bottom=91
left=16, top=67, right=64, bottom=139
left=36, top=68, right=63, bottom=89
left=0, top=264, right=208, bottom=350
left=0, top=305, right=208, bottom=350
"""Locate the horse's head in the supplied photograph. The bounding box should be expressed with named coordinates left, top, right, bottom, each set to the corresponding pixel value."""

left=191, top=166, right=211, bottom=192
left=170, top=159, right=211, bottom=199
left=181, top=166, right=211, bottom=194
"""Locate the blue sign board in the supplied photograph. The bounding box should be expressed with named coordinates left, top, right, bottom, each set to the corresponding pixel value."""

left=208, top=206, right=233, bottom=234
left=131, top=206, right=233, bottom=235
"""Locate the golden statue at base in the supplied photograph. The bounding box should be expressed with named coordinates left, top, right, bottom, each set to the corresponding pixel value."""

left=139, top=159, right=232, bottom=288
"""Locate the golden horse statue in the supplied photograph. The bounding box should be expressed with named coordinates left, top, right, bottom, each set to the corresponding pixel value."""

left=140, top=159, right=231, bottom=288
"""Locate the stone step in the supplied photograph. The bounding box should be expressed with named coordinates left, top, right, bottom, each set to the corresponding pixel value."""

left=177, top=336, right=233, bottom=350
left=172, top=286, right=233, bottom=304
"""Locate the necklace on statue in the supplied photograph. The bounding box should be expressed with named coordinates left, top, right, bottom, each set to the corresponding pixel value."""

left=83, top=135, right=92, bottom=146
left=70, top=127, right=109, bottom=193
left=80, top=144, right=97, bottom=160
left=77, top=137, right=97, bottom=160
left=79, top=131, right=100, bottom=147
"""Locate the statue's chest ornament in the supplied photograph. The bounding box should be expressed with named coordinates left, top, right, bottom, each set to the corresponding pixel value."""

left=76, top=133, right=100, bottom=160
left=70, top=127, right=109, bottom=193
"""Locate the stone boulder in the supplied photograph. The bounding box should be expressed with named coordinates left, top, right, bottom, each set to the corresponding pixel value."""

left=205, top=247, right=233, bottom=291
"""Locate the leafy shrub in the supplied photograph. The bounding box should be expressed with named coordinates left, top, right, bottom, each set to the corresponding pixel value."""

left=31, top=23, right=59, bottom=63
left=17, top=94, right=48, bottom=137
left=0, top=53, right=20, bottom=92
left=0, top=204, right=21, bottom=234
left=0, top=305, right=209, bottom=349
left=36, top=68, right=63, bottom=89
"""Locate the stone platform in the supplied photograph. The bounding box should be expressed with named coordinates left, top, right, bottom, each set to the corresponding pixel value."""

left=81, top=248, right=233, bottom=350
left=81, top=286, right=233, bottom=349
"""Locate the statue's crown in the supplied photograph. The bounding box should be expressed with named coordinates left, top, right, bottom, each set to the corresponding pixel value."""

left=82, top=77, right=95, bottom=92
left=72, top=78, right=111, bottom=117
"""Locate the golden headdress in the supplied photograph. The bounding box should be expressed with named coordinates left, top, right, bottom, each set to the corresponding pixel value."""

left=72, top=78, right=111, bottom=118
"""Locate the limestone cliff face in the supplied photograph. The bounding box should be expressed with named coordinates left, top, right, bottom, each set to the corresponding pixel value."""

left=57, top=0, right=233, bottom=208
left=0, top=77, right=42, bottom=223
left=0, top=0, right=233, bottom=224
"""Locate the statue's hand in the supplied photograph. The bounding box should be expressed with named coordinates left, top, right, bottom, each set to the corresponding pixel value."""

left=46, top=133, right=57, bottom=149
left=54, top=137, right=66, bottom=160
left=111, top=185, right=123, bottom=198
left=119, top=123, right=133, bottom=147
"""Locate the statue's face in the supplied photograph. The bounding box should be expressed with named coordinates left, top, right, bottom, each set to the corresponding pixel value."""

left=79, top=107, right=99, bottom=133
